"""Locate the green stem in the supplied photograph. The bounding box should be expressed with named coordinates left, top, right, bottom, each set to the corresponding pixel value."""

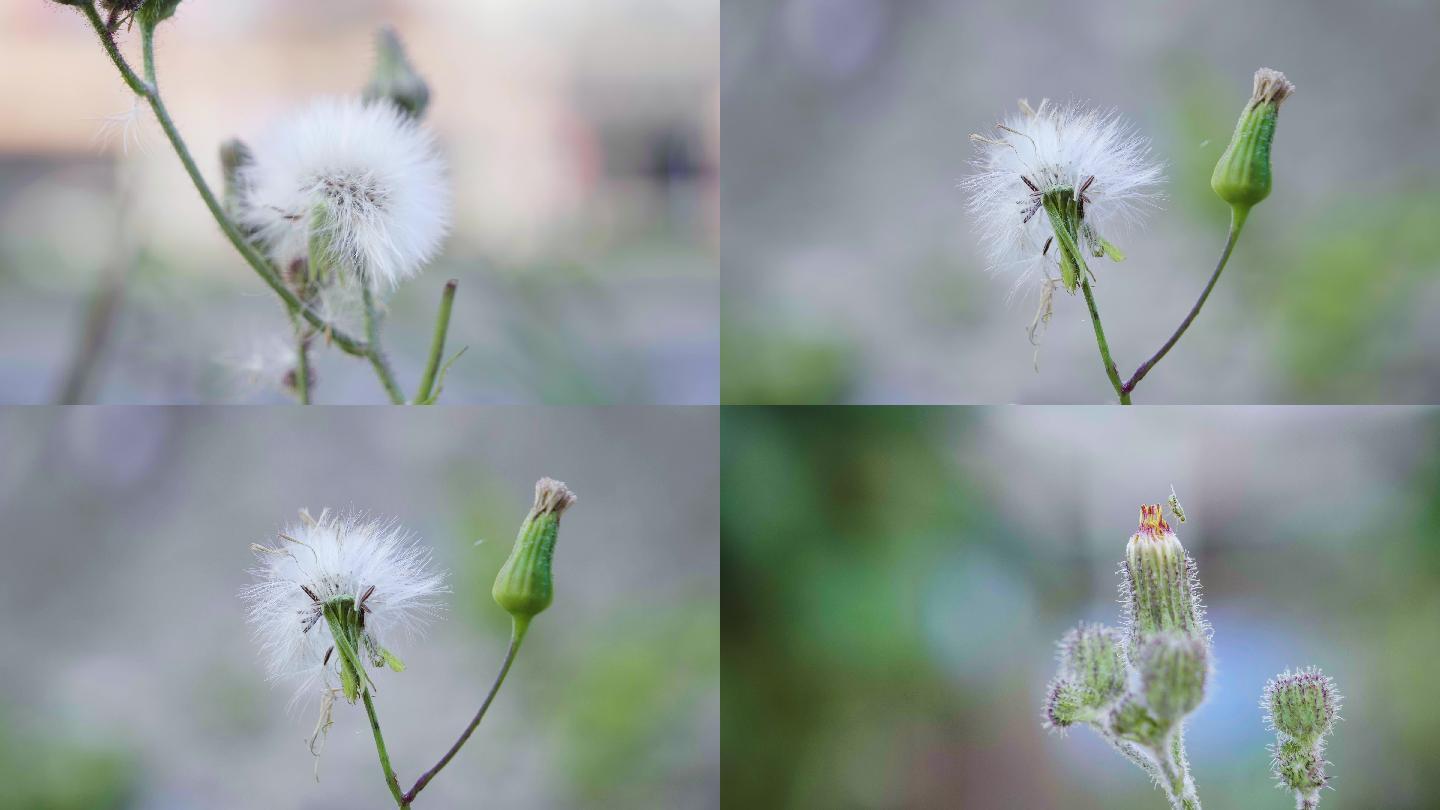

left=363, top=689, right=407, bottom=808
left=81, top=6, right=371, bottom=357
left=292, top=315, right=312, bottom=404
left=1150, top=741, right=1201, bottom=810
left=1081, top=278, right=1131, bottom=404
left=413, top=279, right=458, bottom=404
left=402, top=617, right=530, bottom=805
left=362, top=285, right=406, bottom=404
left=1123, top=209, right=1248, bottom=397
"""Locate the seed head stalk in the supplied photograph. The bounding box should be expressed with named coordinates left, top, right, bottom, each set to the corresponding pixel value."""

left=74, top=3, right=456, bottom=403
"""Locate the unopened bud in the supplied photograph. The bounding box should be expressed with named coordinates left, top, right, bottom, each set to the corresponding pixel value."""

left=1123, top=504, right=1207, bottom=648
left=363, top=27, right=431, bottom=120
left=493, top=478, right=576, bottom=622
left=1044, top=679, right=1090, bottom=729
left=1136, top=633, right=1208, bottom=723
left=1059, top=623, right=1127, bottom=706
left=137, top=0, right=183, bottom=29
left=1211, top=68, right=1294, bottom=215
left=1264, top=667, right=1339, bottom=744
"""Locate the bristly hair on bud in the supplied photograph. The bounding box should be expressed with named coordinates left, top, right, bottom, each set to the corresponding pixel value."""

left=963, top=99, right=1164, bottom=308
left=1135, top=633, right=1209, bottom=725
left=1263, top=667, right=1340, bottom=809
left=236, top=97, right=451, bottom=292
left=1120, top=504, right=1210, bottom=653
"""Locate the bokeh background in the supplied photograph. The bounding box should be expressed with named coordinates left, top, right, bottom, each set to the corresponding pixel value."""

left=1, top=0, right=717, bottom=403
left=722, top=0, right=1440, bottom=403
left=0, top=406, right=719, bottom=809
left=723, top=407, right=1440, bottom=808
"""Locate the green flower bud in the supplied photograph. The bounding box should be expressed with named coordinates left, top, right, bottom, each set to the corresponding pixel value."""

left=1059, top=623, right=1128, bottom=706
left=1123, top=504, right=1207, bottom=649
left=1136, top=633, right=1208, bottom=724
left=493, top=478, right=576, bottom=622
left=1265, top=667, right=1339, bottom=743
left=363, top=26, right=431, bottom=121
left=1264, top=668, right=1340, bottom=806
left=1211, top=68, right=1294, bottom=215
left=1109, top=695, right=1164, bottom=748
left=1044, top=678, right=1091, bottom=729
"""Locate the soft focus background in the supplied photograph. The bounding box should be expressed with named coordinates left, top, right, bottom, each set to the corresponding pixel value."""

left=0, top=407, right=719, bottom=809
left=723, top=407, right=1440, bottom=808
left=721, top=0, right=1440, bottom=403
left=0, top=0, right=717, bottom=403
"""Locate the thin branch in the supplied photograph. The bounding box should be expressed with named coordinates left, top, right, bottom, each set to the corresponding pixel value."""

left=414, top=279, right=458, bottom=404
left=1123, top=210, right=1248, bottom=396
left=403, top=618, right=529, bottom=805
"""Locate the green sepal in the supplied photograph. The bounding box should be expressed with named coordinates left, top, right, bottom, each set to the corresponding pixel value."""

left=381, top=648, right=406, bottom=673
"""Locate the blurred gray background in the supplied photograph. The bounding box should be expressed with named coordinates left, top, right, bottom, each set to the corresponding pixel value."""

left=0, top=406, right=719, bottom=809
left=722, top=0, right=1440, bottom=403
left=1, top=0, right=717, bottom=404
left=723, top=406, right=1440, bottom=807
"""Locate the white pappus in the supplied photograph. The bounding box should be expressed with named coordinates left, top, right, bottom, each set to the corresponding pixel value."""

left=240, top=509, right=448, bottom=708
left=963, top=100, right=1164, bottom=303
left=236, top=97, right=451, bottom=291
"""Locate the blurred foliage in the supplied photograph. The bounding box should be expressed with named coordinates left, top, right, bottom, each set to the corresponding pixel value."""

left=721, top=311, right=856, bottom=404
left=0, top=706, right=138, bottom=810
left=722, top=408, right=1440, bottom=809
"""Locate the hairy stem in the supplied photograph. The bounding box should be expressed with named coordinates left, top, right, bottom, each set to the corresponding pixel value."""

left=362, top=285, right=406, bottom=404
left=1123, top=209, right=1248, bottom=397
left=414, top=279, right=458, bottom=404
left=1080, top=278, right=1131, bottom=404
left=403, top=618, right=529, bottom=805
left=1150, top=739, right=1200, bottom=810
left=362, top=689, right=407, bottom=808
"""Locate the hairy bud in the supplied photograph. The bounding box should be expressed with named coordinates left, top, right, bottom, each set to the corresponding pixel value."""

left=1122, top=504, right=1207, bottom=650
left=1211, top=68, right=1294, bottom=216
left=1136, top=633, right=1208, bottom=724
left=1043, top=678, right=1090, bottom=729
left=1060, top=623, right=1127, bottom=706
left=1264, top=668, right=1341, bottom=807
left=493, top=478, right=576, bottom=623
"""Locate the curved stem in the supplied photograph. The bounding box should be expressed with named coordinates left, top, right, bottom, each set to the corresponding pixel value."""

left=1150, top=740, right=1200, bottom=810
left=1123, top=209, right=1248, bottom=397
left=414, top=279, right=458, bottom=404
left=1080, top=278, right=1131, bottom=404
left=403, top=618, right=529, bottom=805
left=362, top=285, right=406, bottom=404
left=362, top=689, right=407, bottom=808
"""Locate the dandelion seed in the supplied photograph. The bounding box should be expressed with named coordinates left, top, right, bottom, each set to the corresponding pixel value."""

left=963, top=101, right=1164, bottom=302
left=236, top=97, right=450, bottom=292
left=240, top=511, right=447, bottom=710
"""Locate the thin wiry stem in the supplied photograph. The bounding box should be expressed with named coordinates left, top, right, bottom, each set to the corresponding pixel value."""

left=1123, top=209, right=1248, bottom=397
left=413, top=279, right=458, bottom=404
left=362, top=285, right=406, bottom=404
left=403, top=617, right=529, bottom=805
left=1150, top=738, right=1201, bottom=810
left=1080, top=277, right=1131, bottom=404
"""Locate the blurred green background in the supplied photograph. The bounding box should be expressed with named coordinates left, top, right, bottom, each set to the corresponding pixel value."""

left=722, top=406, right=1440, bottom=808
left=722, top=0, right=1440, bottom=403
left=1, top=0, right=717, bottom=404
left=0, top=406, right=718, bottom=809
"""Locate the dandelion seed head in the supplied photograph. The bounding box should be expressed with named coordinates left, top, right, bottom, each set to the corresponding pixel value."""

left=240, top=510, right=447, bottom=707
left=963, top=101, right=1164, bottom=296
left=237, top=97, right=450, bottom=291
